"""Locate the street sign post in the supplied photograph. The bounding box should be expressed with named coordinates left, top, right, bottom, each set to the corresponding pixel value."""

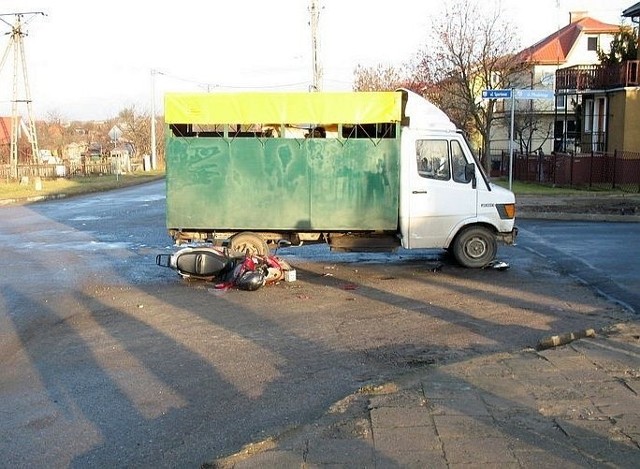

left=514, top=89, right=555, bottom=100
left=481, top=89, right=512, bottom=99
left=482, top=88, right=555, bottom=190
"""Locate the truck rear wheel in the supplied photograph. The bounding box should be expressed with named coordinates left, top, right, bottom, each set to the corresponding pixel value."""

left=230, top=232, right=269, bottom=256
left=452, top=226, right=497, bottom=268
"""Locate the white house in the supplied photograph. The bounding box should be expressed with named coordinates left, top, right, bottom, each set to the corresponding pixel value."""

left=491, top=12, right=619, bottom=155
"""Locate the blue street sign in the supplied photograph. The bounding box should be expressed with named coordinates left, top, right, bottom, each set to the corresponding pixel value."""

left=514, top=89, right=555, bottom=100
left=482, top=89, right=512, bottom=99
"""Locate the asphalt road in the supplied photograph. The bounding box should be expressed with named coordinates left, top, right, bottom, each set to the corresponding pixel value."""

left=515, top=219, right=640, bottom=314
left=0, top=180, right=636, bottom=467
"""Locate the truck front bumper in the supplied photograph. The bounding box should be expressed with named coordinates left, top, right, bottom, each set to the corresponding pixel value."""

left=497, top=227, right=518, bottom=245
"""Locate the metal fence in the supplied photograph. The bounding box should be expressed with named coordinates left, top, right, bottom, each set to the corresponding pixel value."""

left=491, top=150, right=640, bottom=193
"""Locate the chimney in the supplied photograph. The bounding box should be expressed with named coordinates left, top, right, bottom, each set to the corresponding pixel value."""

left=569, top=11, right=588, bottom=23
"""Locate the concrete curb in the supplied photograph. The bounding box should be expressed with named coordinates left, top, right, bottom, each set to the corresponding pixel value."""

left=0, top=193, right=70, bottom=206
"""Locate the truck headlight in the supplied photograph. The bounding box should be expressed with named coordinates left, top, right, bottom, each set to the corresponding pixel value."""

left=496, top=203, right=516, bottom=220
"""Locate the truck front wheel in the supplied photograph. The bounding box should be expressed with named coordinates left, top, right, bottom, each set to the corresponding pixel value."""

left=452, top=226, right=497, bottom=268
left=230, top=232, right=269, bottom=256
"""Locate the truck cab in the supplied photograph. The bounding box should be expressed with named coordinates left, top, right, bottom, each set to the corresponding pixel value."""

left=398, top=90, right=516, bottom=267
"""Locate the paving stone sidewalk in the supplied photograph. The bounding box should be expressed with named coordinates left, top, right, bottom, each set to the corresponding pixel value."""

left=214, top=322, right=640, bottom=468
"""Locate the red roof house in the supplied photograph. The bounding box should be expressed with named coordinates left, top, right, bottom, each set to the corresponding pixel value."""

left=520, top=15, right=620, bottom=65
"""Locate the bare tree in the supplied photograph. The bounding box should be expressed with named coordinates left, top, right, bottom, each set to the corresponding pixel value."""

left=411, top=0, right=529, bottom=170
left=514, top=110, right=553, bottom=154
left=117, top=106, right=150, bottom=159
left=117, top=106, right=165, bottom=168
left=352, top=64, right=407, bottom=91
left=35, top=110, right=66, bottom=158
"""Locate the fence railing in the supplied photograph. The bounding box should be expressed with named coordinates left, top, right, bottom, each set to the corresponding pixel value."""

left=1, top=160, right=140, bottom=181
left=555, top=61, right=640, bottom=91
left=491, top=150, right=640, bottom=193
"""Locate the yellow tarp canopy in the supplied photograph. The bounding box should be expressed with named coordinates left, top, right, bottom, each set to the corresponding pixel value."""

left=164, top=91, right=402, bottom=125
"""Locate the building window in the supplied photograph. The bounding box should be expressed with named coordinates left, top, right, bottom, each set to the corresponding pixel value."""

left=594, top=97, right=606, bottom=133
left=555, top=94, right=566, bottom=109
left=584, top=99, right=594, bottom=132
left=587, top=37, right=598, bottom=51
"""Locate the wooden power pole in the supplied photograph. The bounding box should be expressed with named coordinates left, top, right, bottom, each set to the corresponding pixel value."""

left=310, top=0, right=323, bottom=91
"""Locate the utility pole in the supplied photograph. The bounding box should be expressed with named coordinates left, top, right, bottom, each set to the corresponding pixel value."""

left=150, top=69, right=158, bottom=171
left=0, top=12, right=45, bottom=179
left=310, top=0, right=323, bottom=91
left=508, top=89, right=515, bottom=191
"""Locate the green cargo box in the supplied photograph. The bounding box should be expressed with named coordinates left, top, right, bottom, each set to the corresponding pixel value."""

left=165, top=135, right=400, bottom=231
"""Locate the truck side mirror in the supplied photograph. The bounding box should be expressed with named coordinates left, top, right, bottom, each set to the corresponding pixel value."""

left=465, top=163, right=476, bottom=187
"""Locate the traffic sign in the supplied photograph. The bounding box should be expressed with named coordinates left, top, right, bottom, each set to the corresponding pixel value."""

left=108, top=125, right=123, bottom=141
left=482, top=89, right=512, bottom=99
left=515, top=89, right=554, bottom=100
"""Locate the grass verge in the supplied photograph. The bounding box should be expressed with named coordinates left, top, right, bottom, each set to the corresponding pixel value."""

left=491, top=178, right=628, bottom=196
left=0, top=171, right=165, bottom=202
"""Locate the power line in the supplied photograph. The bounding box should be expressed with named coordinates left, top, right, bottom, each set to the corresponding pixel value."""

left=155, top=69, right=311, bottom=91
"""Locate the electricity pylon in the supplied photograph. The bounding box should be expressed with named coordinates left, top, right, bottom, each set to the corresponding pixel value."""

left=0, top=12, right=44, bottom=179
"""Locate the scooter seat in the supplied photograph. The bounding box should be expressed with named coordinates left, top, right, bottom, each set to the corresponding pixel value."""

left=175, top=249, right=230, bottom=277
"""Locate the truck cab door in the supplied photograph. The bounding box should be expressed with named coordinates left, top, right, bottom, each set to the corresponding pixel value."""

left=403, top=136, right=477, bottom=249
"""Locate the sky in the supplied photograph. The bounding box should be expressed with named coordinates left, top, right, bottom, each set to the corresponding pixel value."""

left=0, top=0, right=634, bottom=122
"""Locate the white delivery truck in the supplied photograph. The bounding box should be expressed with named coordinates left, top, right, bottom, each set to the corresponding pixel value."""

left=163, top=88, right=516, bottom=267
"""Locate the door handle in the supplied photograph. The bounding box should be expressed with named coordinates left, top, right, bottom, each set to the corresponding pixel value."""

left=412, top=190, right=428, bottom=194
